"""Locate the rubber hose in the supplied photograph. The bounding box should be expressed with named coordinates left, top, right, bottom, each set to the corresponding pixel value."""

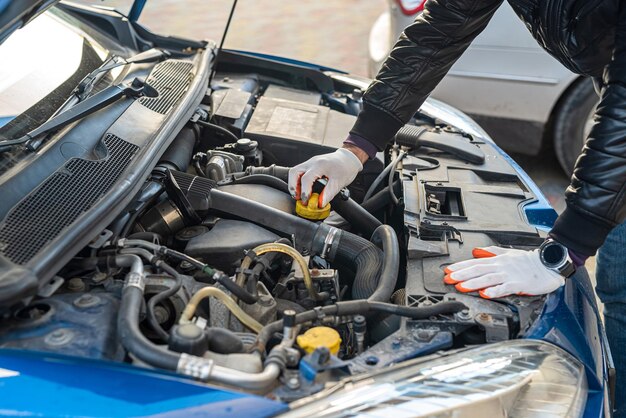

left=230, top=170, right=382, bottom=237
left=334, top=232, right=383, bottom=300
left=159, top=127, right=197, bottom=172
left=118, top=286, right=182, bottom=370
left=205, top=328, right=245, bottom=354
left=216, top=274, right=258, bottom=304
left=361, top=180, right=400, bottom=214
left=330, top=195, right=382, bottom=237
left=146, top=262, right=183, bottom=341
left=231, top=174, right=289, bottom=193
left=367, top=225, right=400, bottom=302
left=363, top=157, right=396, bottom=202
left=197, top=120, right=239, bottom=142
left=254, top=300, right=467, bottom=353
left=246, top=164, right=290, bottom=181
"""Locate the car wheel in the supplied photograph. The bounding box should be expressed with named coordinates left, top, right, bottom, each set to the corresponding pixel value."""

left=553, top=78, right=599, bottom=176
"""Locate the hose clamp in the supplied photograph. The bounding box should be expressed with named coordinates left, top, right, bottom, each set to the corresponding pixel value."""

left=177, top=353, right=214, bottom=380
left=125, top=272, right=145, bottom=292
left=321, top=227, right=339, bottom=260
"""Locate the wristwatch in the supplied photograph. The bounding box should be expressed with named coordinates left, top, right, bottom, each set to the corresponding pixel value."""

left=538, top=238, right=576, bottom=278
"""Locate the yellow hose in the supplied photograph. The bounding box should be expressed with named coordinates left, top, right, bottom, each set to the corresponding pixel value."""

left=246, top=243, right=321, bottom=301
left=180, top=287, right=263, bottom=333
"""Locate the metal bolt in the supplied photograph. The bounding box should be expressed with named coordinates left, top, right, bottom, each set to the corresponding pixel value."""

left=67, top=278, right=85, bottom=292
left=92, top=272, right=108, bottom=283
left=154, top=306, right=169, bottom=324
left=478, top=313, right=491, bottom=321
left=311, top=269, right=320, bottom=277
left=44, top=329, right=74, bottom=346
left=286, top=376, right=300, bottom=390
left=457, top=309, right=472, bottom=320
left=73, top=294, right=101, bottom=308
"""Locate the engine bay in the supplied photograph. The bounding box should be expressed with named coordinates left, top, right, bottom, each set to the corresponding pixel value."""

left=0, top=56, right=550, bottom=400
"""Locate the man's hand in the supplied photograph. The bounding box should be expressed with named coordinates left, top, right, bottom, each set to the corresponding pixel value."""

left=288, top=146, right=364, bottom=207
left=443, top=246, right=565, bottom=299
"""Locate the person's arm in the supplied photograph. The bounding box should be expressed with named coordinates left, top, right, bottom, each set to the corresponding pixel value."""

left=550, top=5, right=626, bottom=256
left=289, top=0, right=504, bottom=204
left=351, top=0, right=504, bottom=151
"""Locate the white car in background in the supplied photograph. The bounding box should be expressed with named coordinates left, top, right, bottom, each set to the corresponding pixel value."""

left=369, top=0, right=598, bottom=174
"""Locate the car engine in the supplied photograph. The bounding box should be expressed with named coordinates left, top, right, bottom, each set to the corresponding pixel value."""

left=0, top=67, right=549, bottom=400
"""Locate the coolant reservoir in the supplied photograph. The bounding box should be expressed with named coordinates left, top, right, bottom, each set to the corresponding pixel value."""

left=295, top=192, right=330, bottom=220
left=297, top=326, right=341, bottom=355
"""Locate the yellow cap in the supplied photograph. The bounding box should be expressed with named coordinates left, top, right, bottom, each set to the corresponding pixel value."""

left=295, top=193, right=331, bottom=220
left=297, top=326, right=341, bottom=355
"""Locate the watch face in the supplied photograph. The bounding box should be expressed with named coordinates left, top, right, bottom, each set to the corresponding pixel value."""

left=542, top=242, right=567, bottom=268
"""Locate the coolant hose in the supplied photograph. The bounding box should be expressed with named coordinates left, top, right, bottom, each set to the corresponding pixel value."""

left=116, top=255, right=182, bottom=371
left=334, top=231, right=384, bottom=300
left=330, top=195, right=382, bottom=237
left=367, top=225, right=399, bottom=302
left=254, top=299, right=467, bottom=353
left=180, top=286, right=264, bottom=333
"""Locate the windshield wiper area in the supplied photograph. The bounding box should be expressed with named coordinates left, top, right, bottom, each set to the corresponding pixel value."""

left=74, top=48, right=169, bottom=102
left=0, top=78, right=158, bottom=153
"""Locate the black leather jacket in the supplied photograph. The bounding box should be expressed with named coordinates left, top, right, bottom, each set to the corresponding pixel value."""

left=351, top=0, right=626, bottom=256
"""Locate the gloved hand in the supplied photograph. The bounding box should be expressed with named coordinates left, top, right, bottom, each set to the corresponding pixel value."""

left=288, top=148, right=363, bottom=207
left=443, top=246, right=565, bottom=298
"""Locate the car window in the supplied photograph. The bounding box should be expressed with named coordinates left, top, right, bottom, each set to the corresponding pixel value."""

left=0, top=8, right=110, bottom=141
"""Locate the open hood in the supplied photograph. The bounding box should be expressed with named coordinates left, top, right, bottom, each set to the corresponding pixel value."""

left=0, top=0, right=57, bottom=45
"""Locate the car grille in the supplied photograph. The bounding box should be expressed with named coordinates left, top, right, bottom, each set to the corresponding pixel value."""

left=0, top=134, right=138, bottom=265
left=139, top=60, right=194, bottom=114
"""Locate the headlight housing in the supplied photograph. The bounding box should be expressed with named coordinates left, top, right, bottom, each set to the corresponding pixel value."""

left=281, top=340, right=587, bottom=418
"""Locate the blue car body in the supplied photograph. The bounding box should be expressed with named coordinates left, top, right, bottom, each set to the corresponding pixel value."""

left=0, top=2, right=610, bottom=417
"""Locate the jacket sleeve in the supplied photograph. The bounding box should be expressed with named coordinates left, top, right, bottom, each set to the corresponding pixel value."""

left=350, top=0, right=504, bottom=150
left=551, top=6, right=626, bottom=256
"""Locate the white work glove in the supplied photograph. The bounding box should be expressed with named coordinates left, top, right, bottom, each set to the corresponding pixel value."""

left=443, top=246, right=565, bottom=299
left=288, top=148, right=363, bottom=207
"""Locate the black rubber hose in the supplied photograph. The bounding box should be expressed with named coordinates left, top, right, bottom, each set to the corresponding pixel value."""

left=205, top=328, right=245, bottom=354
left=255, top=300, right=467, bottom=353
left=388, top=151, right=406, bottom=206
left=231, top=174, right=289, bottom=193
left=334, top=232, right=383, bottom=300
left=216, top=273, right=258, bottom=304
left=146, top=262, right=184, bottom=341
left=330, top=196, right=382, bottom=237
left=197, top=120, right=239, bottom=142
left=208, top=188, right=323, bottom=249
left=118, top=285, right=181, bottom=371
left=246, top=165, right=290, bottom=181
left=367, top=225, right=400, bottom=302
left=232, top=168, right=382, bottom=237
left=361, top=180, right=401, bottom=214
left=159, top=127, right=197, bottom=172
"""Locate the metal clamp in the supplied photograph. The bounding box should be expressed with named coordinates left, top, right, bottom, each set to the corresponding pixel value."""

left=177, top=353, right=214, bottom=380
left=125, top=272, right=145, bottom=292
left=321, top=227, right=339, bottom=260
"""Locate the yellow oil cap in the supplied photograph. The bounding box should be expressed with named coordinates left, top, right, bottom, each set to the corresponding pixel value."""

left=295, top=193, right=331, bottom=220
left=297, top=326, right=341, bottom=355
